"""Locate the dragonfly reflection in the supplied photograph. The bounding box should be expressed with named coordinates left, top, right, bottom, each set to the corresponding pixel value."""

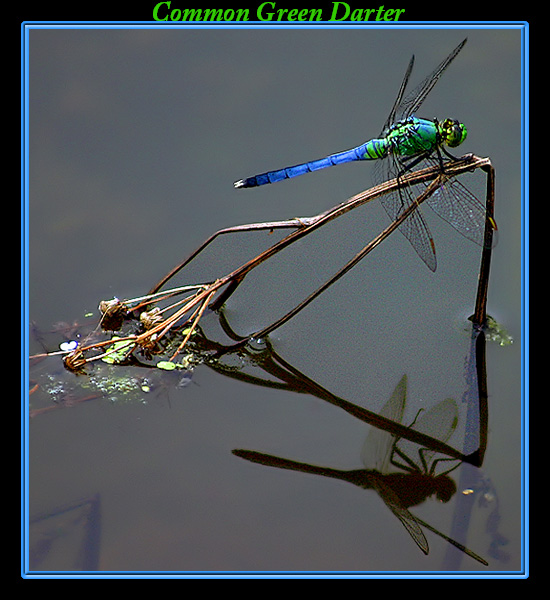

left=233, top=375, right=488, bottom=565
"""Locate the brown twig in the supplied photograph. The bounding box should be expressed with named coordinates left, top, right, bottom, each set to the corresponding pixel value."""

left=472, top=162, right=496, bottom=328
left=52, top=155, right=493, bottom=370
left=150, top=154, right=491, bottom=296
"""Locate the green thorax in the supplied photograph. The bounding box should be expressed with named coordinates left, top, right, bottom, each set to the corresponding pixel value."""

left=365, top=117, right=467, bottom=159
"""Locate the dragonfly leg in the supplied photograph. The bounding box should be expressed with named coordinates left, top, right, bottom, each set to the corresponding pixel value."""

left=441, top=146, right=460, bottom=162
left=424, top=452, right=461, bottom=477
left=390, top=444, right=419, bottom=473
left=388, top=151, right=434, bottom=216
left=394, top=151, right=434, bottom=197
left=398, top=151, right=433, bottom=175
left=388, top=409, right=429, bottom=473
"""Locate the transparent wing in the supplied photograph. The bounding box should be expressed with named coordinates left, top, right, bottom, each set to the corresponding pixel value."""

left=374, top=153, right=438, bottom=272
left=374, top=476, right=429, bottom=555
left=395, top=38, right=468, bottom=121
left=412, top=398, right=458, bottom=442
left=361, top=375, right=407, bottom=472
left=372, top=39, right=468, bottom=272
left=380, top=55, right=415, bottom=135
left=396, top=397, right=459, bottom=474
left=375, top=150, right=489, bottom=269
left=425, top=168, right=488, bottom=247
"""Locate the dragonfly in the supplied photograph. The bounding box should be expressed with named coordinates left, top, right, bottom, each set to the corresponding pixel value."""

left=233, top=374, right=488, bottom=565
left=358, top=375, right=461, bottom=553
left=234, top=38, right=495, bottom=272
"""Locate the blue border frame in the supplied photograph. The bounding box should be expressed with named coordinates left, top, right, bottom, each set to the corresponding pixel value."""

left=21, top=20, right=529, bottom=579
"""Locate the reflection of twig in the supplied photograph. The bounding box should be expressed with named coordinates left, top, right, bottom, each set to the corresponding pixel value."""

left=232, top=449, right=488, bottom=565
left=29, top=393, right=102, bottom=418
left=31, top=253, right=490, bottom=466
left=264, top=342, right=484, bottom=467
left=30, top=493, right=101, bottom=571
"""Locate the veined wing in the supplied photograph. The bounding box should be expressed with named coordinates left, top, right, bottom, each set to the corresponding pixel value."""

left=381, top=192, right=438, bottom=272
left=358, top=377, right=430, bottom=554
left=396, top=38, right=467, bottom=122
left=396, top=397, right=459, bottom=475
left=374, top=153, right=438, bottom=272
left=361, top=377, right=459, bottom=476
left=380, top=39, right=467, bottom=135
left=361, top=375, right=407, bottom=472
left=411, top=397, right=458, bottom=442
left=380, top=55, right=415, bottom=135
left=373, top=475, right=429, bottom=555
left=425, top=166, right=489, bottom=247
left=373, top=39, right=468, bottom=271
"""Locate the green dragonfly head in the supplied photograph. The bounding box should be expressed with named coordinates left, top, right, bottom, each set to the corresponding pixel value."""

left=440, top=118, right=467, bottom=148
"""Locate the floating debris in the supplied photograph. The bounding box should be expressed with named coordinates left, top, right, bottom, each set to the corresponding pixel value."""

left=484, top=315, right=513, bottom=346
left=140, top=307, right=164, bottom=329
left=100, top=337, right=136, bottom=365
left=63, top=348, right=88, bottom=375
left=98, top=298, right=127, bottom=331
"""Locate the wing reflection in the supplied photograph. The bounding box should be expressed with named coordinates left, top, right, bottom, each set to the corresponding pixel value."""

left=233, top=375, right=488, bottom=566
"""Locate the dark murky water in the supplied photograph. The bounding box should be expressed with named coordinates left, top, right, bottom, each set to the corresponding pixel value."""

left=25, top=27, right=524, bottom=575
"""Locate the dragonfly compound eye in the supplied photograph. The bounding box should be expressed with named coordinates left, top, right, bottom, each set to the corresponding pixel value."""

left=442, top=118, right=467, bottom=148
